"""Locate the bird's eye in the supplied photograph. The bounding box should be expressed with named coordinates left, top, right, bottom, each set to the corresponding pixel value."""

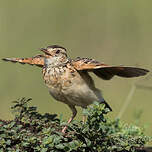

left=56, top=50, right=60, bottom=54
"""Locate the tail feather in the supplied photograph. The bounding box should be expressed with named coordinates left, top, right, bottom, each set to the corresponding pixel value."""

left=103, top=101, right=112, bottom=111
left=99, top=98, right=112, bottom=111
left=2, top=55, right=44, bottom=67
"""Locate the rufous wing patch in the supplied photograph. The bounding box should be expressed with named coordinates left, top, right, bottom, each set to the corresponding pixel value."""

left=72, top=57, right=108, bottom=71
left=2, top=55, right=44, bottom=67
left=72, top=57, right=149, bottom=80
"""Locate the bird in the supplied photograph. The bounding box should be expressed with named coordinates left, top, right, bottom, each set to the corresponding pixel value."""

left=2, top=45, right=149, bottom=133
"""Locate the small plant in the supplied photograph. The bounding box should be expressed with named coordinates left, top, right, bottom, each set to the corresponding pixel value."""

left=0, top=98, right=150, bottom=152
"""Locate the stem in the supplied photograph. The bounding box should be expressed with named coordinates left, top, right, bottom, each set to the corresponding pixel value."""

left=117, top=84, right=136, bottom=119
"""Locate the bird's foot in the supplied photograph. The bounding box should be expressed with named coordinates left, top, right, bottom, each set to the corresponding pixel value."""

left=62, top=126, right=68, bottom=133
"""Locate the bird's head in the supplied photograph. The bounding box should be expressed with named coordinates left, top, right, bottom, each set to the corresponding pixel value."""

left=40, top=45, right=68, bottom=66
left=40, top=45, right=67, bottom=57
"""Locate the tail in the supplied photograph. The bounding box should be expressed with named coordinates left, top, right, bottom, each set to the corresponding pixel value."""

left=99, top=98, right=112, bottom=111
left=103, top=101, right=112, bottom=111
left=2, top=55, right=44, bottom=67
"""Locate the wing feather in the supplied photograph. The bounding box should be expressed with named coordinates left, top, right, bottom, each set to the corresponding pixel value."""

left=2, top=55, right=44, bottom=67
left=72, top=57, right=149, bottom=80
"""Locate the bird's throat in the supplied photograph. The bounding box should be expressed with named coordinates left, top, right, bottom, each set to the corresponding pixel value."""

left=44, top=56, right=69, bottom=68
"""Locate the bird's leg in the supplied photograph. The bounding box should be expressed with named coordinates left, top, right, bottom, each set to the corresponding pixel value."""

left=82, top=115, right=86, bottom=124
left=62, top=105, right=77, bottom=133
left=82, top=107, right=87, bottom=124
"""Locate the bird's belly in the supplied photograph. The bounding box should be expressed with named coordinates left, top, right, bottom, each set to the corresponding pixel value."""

left=62, top=82, right=98, bottom=108
left=48, top=86, right=66, bottom=102
left=48, top=80, right=98, bottom=108
left=43, top=67, right=99, bottom=107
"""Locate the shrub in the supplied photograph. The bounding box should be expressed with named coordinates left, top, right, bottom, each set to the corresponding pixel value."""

left=0, top=98, right=150, bottom=152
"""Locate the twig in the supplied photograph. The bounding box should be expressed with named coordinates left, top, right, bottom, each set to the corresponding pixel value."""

left=117, top=84, right=136, bottom=119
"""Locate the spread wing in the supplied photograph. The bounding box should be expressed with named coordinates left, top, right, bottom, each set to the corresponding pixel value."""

left=72, top=57, right=149, bottom=80
left=2, top=55, right=44, bottom=67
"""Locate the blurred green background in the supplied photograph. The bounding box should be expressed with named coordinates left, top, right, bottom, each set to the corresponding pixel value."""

left=0, top=0, right=152, bottom=135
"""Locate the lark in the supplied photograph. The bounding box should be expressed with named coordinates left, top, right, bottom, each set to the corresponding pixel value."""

left=3, top=45, right=149, bottom=133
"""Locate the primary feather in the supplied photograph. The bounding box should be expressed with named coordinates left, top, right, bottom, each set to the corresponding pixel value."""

left=2, top=55, right=44, bottom=67
left=72, top=57, right=149, bottom=80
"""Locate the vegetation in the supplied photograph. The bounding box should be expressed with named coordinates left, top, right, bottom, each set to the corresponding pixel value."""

left=0, top=98, right=150, bottom=152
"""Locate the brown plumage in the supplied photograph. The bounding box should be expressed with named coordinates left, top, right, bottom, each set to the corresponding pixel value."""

left=2, top=45, right=149, bottom=133
left=72, top=57, right=148, bottom=80
left=2, top=55, right=148, bottom=80
left=2, top=55, right=44, bottom=67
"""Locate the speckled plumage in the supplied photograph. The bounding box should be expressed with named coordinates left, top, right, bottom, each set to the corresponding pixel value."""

left=3, top=45, right=149, bottom=133
left=42, top=60, right=105, bottom=109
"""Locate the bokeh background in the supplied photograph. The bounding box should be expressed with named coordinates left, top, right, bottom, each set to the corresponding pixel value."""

left=0, top=0, right=152, bottom=135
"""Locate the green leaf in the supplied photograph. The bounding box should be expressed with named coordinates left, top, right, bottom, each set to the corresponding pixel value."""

left=55, top=143, right=65, bottom=149
left=0, top=98, right=150, bottom=152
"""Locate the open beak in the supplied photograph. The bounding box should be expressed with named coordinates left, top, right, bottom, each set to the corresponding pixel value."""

left=40, top=48, right=50, bottom=55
